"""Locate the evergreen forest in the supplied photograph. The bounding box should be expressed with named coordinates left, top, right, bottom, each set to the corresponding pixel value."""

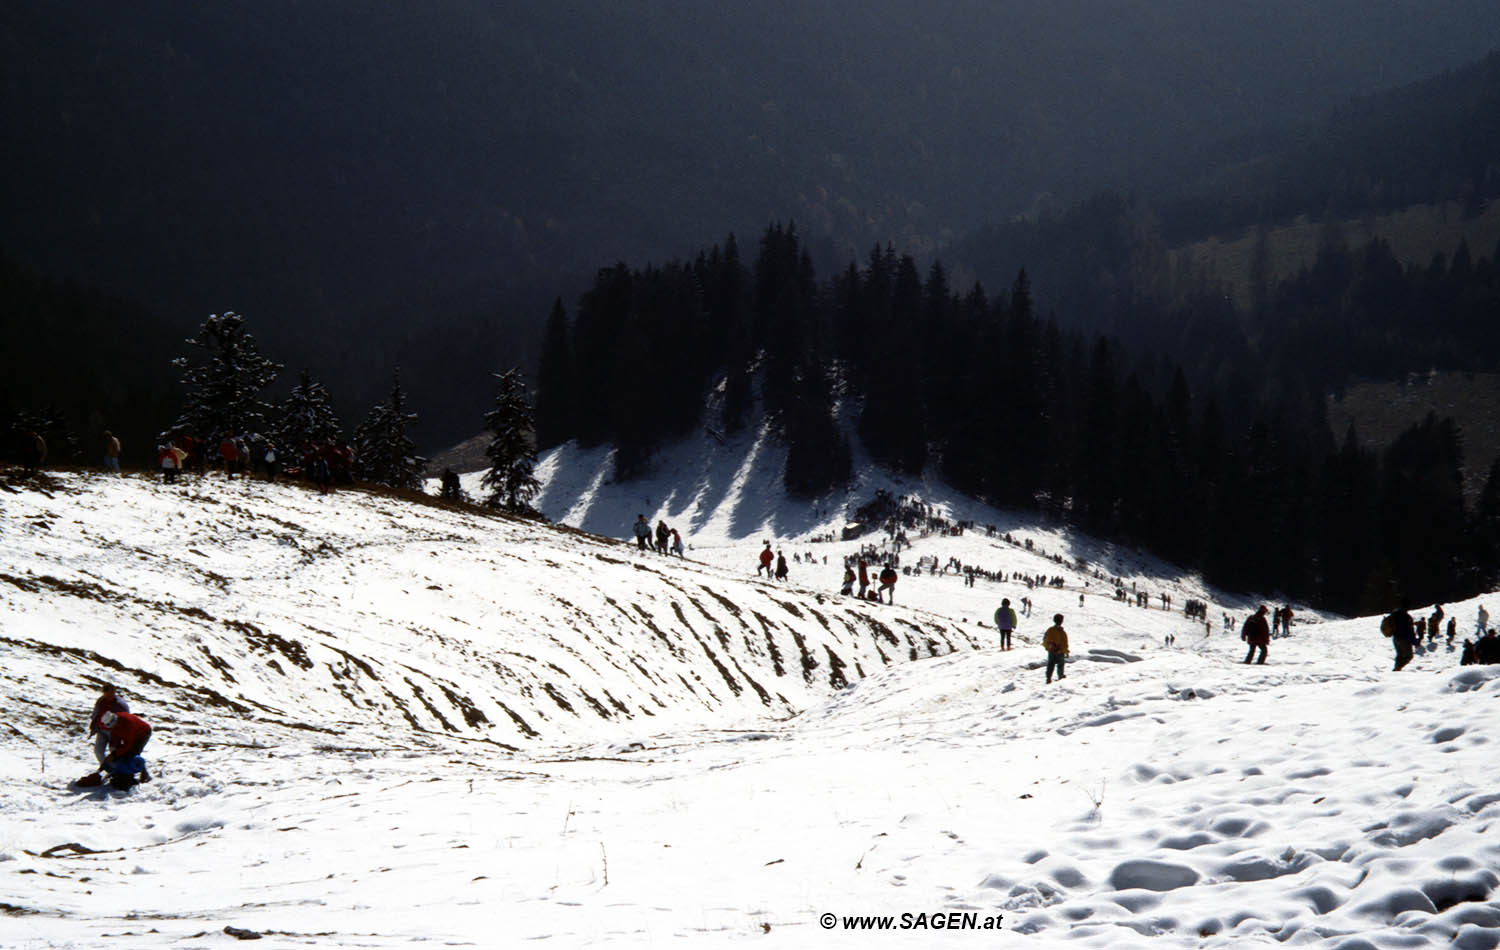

left=535, top=223, right=1500, bottom=617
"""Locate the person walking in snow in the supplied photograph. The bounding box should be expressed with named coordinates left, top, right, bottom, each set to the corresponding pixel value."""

left=158, top=441, right=181, bottom=483
left=775, top=551, right=789, bottom=582
left=220, top=433, right=240, bottom=478
left=87, top=683, right=130, bottom=767
left=670, top=528, right=684, bottom=558
left=1429, top=605, right=1444, bottom=644
left=1043, top=614, right=1069, bottom=683
left=757, top=541, right=774, bottom=577
left=857, top=556, right=870, bottom=598
left=655, top=520, right=670, bottom=554
left=878, top=564, right=898, bottom=604
left=840, top=563, right=855, bottom=596
left=25, top=430, right=47, bottom=476
left=1478, top=604, right=1490, bottom=637
left=98, top=708, right=152, bottom=787
left=1477, top=629, right=1500, bottom=665
left=102, top=430, right=122, bottom=476
left=1241, top=604, right=1271, bottom=665
left=995, top=598, right=1017, bottom=651
left=632, top=515, right=651, bottom=551
left=1383, top=600, right=1417, bottom=671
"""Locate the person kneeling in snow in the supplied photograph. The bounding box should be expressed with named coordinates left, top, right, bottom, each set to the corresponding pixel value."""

left=99, top=709, right=153, bottom=786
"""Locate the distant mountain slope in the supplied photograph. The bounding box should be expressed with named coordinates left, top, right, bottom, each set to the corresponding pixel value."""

left=6, top=1, right=1498, bottom=333
left=0, top=471, right=981, bottom=751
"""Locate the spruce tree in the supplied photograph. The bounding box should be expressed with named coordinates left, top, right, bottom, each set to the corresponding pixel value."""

left=480, top=368, right=542, bottom=513
left=534, top=298, right=576, bottom=450
left=171, top=311, right=282, bottom=444
left=272, top=368, right=343, bottom=455
left=353, top=368, right=425, bottom=490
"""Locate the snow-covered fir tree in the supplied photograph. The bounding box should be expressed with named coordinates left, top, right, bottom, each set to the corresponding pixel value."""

left=480, top=368, right=541, bottom=512
left=352, top=369, right=425, bottom=490
left=170, top=311, right=282, bottom=444
left=272, top=368, right=344, bottom=454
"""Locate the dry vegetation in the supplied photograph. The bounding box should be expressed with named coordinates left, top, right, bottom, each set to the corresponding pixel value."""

left=1327, top=371, right=1500, bottom=500
left=1176, top=201, right=1500, bottom=309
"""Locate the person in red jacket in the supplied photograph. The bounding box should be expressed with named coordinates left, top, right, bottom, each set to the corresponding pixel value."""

left=99, top=709, right=152, bottom=785
left=758, top=542, right=774, bottom=577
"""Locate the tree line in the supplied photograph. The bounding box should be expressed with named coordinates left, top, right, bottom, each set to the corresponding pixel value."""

left=535, top=223, right=1500, bottom=615
left=3, top=305, right=540, bottom=514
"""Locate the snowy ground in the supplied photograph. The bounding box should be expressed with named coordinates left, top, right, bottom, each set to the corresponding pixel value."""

left=4, top=431, right=1500, bottom=948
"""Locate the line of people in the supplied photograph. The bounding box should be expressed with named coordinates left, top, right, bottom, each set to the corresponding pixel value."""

left=632, top=514, right=685, bottom=557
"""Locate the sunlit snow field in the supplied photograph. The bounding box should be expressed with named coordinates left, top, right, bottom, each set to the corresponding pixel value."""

left=4, top=425, right=1500, bottom=948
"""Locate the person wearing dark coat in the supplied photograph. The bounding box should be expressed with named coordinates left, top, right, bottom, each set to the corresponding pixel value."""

left=1477, top=630, right=1500, bottom=665
left=1386, top=601, right=1417, bottom=671
left=1241, top=604, right=1271, bottom=665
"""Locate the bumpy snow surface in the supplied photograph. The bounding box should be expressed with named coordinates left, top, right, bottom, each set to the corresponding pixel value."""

left=4, top=459, right=1500, bottom=948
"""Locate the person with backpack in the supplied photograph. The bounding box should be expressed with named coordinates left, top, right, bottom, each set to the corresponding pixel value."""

left=1382, top=600, right=1417, bottom=671
left=1241, top=604, right=1271, bottom=665
left=655, top=520, right=670, bottom=554
left=1043, top=614, right=1070, bottom=683
left=840, top=563, right=855, bottom=595
left=632, top=515, right=651, bottom=551
left=670, top=528, right=684, bottom=558
left=994, top=598, right=1018, bottom=650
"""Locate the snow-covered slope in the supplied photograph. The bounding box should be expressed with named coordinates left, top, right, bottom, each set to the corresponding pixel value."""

left=5, top=460, right=1500, bottom=949
left=0, top=472, right=979, bottom=751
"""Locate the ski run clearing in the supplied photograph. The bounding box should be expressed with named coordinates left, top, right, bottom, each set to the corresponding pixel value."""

left=4, top=432, right=1500, bottom=949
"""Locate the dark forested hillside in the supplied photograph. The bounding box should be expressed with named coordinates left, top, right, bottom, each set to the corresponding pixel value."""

left=5, top=3, right=1499, bottom=438
left=536, top=221, right=1500, bottom=614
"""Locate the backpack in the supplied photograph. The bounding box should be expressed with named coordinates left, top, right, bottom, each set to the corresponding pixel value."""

left=1380, top=614, right=1396, bottom=638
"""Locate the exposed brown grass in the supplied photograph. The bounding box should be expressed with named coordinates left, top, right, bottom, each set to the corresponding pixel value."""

left=1327, top=372, right=1500, bottom=501
left=1175, top=201, right=1500, bottom=308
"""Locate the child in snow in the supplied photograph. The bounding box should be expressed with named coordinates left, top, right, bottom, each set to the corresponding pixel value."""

left=1043, top=614, right=1070, bottom=683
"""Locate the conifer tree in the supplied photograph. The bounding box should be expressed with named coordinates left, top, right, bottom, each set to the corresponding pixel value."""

left=534, top=298, right=576, bottom=450
left=171, top=311, right=282, bottom=444
left=480, top=368, right=542, bottom=513
left=272, top=368, right=343, bottom=454
left=353, top=368, right=425, bottom=489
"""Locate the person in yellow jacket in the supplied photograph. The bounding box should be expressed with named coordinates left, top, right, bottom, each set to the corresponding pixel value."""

left=1043, top=613, right=1070, bottom=683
